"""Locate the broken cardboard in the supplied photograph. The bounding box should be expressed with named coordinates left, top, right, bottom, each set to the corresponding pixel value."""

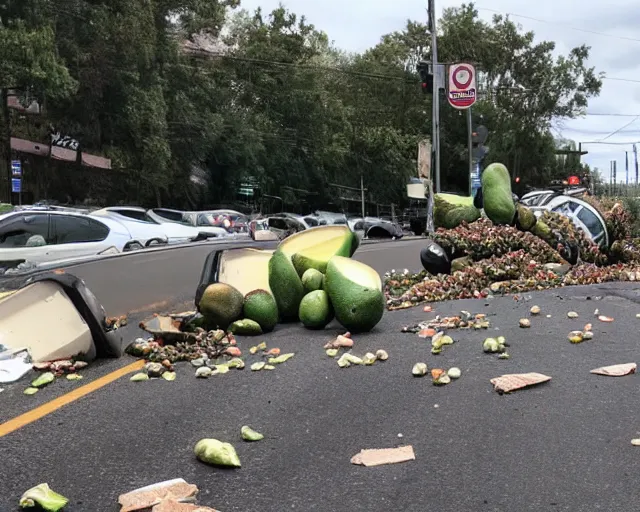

left=152, top=500, right=219, bottom=512
left=590, top=363, right=637, bottom=377
left=490, top=373, right=552, bottom=394
left=350, top=445, right=415, bottom=467
left=118, top=479, right=198, bottom=512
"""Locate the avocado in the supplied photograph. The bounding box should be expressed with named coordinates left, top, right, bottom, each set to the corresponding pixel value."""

left=268, top=250, right=305, bottom=321
left=324, top=256, right=385, bottom=333
left=434, top=195, right=480, bottom=229
left=515, top=204, right=537, bottom=231
left=243, top=289, right=279, bottom=332
left=301, top=268, right=324, bottom=293
left=299, top=290, right=334, bottom=330
left=481, top=163, right=517, bottom=225
left=291, top=234, right=354, bottom=276
left=229, top=318, right=263, bottom=336
left=198, top=283, right=244, bottom=330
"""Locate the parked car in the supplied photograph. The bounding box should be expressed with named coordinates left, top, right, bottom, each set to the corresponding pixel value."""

left=149, top=208, right=230, bottom=239
left=348, top=217, right=404, bottom=240
left=90, top=207, right=203, bottom=245
left=528, top=195, right=609, bottom=248
left=249, top=216, right=307, bottom=240
left=0, top=210, right=148, bottom=269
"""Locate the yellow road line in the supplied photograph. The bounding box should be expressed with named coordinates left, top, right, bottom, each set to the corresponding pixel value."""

left=0, top=359, right=145, bottom=438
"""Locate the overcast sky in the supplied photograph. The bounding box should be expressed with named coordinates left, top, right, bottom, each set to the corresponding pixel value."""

left=238, top=0, right=640, bottom=181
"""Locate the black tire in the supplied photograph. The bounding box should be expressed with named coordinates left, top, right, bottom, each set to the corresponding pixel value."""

left=124, top=242, right=144, bottom=252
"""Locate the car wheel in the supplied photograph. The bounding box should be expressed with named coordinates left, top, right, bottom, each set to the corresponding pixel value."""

left=124, top=242, right=144, bottom=252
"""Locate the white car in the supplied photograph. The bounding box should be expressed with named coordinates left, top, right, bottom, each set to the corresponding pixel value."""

left=530, top=195, right=609, bottom=248
left=150, top=208, right=230, bottom=238
left=91, top=207, right=202, bottom=245
left=0, top=210, right=147, bottom=268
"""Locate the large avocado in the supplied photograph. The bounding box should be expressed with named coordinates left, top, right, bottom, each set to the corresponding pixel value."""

left=481, top=163, right=517, bottom=225
left=268, top=250, right=305, bottom=321
left=198, top=283, right=244, bottom=330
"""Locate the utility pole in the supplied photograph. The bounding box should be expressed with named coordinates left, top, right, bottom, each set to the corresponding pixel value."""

left=626, top=151, right=629, bottom=186
left=360, top=174, right=365, bottom=218
left=467, top=108, right=473, bottom=196
left=634, top=143, right=638, bottom=185
left=2, top=89, right=12, bottom=203
left=428, top=0, right=441, bottom=192
left=613, top=160, right=617, bottom=195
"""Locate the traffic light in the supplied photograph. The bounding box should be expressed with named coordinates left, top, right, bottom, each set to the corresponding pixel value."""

left=417, top=61, right=433, bottom=95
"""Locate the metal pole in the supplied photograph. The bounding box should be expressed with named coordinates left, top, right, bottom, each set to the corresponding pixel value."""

left=2, top=89, right=12, bottom=203
left=467, top=107, right=473, bottom=196
left=634, top=143, right=639, bottom=186
left=428, top=0, right=441, bottom=193
left=360, top=173, right=365, bottom=218
left=613, top=160, right=617, bottom=195
left=626, top=151, right=629, bottom=186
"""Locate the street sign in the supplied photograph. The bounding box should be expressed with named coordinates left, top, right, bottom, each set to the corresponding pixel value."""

left=11, top=160, right=21, bottom=177
left=11, top=178, right=21, bottom=193
left=447, top=63, right=477, bottom=109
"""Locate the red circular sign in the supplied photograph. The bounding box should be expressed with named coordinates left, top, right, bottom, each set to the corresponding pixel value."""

left=451, top=65, right=473, bottom=89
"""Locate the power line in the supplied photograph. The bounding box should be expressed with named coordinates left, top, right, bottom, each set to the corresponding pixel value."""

left=476, top=7, right=640, bottom=44
left=603, top=76, right=640, bottom=85
left=598, top=116, right=640, bottom=142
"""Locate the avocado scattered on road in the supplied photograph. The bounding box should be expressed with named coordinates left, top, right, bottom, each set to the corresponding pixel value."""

left=299, top=290, right=334, bottom=329
left=198, top=282, right=244, bottom=330
left=301, top=268, right=324, bottom=293
left=324, top=256, right=385, bottom=333
left=268, top=250, right=305, bottom=321
left=243, top=289, right=279, bottom=332
left=229, top=318, right=263, bottom=336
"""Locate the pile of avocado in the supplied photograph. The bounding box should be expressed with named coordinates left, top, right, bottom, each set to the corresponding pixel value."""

left=197, top=226, right=385, bottom=335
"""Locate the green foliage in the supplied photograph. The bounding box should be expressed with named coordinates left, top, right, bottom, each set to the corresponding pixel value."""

left=3, top=0, right=602, bottom=208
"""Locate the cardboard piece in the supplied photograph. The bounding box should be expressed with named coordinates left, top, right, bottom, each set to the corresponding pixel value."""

left=350, top=445, right=415, bottom=467
left=590, top=363, right=636, bottom=377
left=152, top=500, right=219, bottom=512
left=490, top=373, right=552, bottom=394
left=118, top=479, right=198, bottom=512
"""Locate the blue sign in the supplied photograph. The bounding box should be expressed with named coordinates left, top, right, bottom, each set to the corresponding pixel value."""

left=11, top=178, right=21, bottom=193
left=11, top=160, right=21, bottom=177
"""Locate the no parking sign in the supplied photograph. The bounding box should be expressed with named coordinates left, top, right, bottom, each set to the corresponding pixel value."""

left=448, top=63, right=477, bottom=109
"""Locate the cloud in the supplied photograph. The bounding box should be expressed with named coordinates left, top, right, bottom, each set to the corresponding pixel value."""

left=236, top=0, right=638, bottom=179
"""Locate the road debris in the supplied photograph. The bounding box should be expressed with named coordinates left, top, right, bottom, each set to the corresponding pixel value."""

left=326, top=348, right=339, bottom=357
left=144, top=362, right=166, bottom=378
left=412, top=363, right=428, bottom=377
left=249, top=342, right=267, bottom=354
left=490, top=373, right=552, bottom=394
left=195, top=367, right=213, bottom=378
left=568, top=331, right=584, bottom=344
left=151, top=500, right=219, bottom=512
left=598, top=315, right=614, bottom=323
left=162, top=372, right=177, bottom=381
left=432, top=369, right=450, bottom=385
left=324, top=332, right=353, bottom=349
left=130, top=373, right=149, bottom=382
left=194, top=439, right=241, bottom=468
left=350, top=446, right=416, bottom=467
left=530, top=305, right=541, bottom=315
left=337, top=353, right=363, bottom=368
left=241, top=425, right=264, bottom=441
left=376, top=349, right=389, bottom=361
left=118, top=479, right=199, bottom=512
left=31, top=372, right=55, bottom=388
left=632, top=439, right=640, bottom=446
left=590, top=363, right=637, bottom=377
left=519, top=318, right=531, bottom=328
left=363, top=352, right=377, bottom=365
left=431, top=333, right=454, bottom=355
left=567, top=311, right=579, bottom=319
left=106, top=315, right=128, bottom=330
left=447, top=367, right=461, bottom=379
left=23, top=387, right=39, bottom=395
left=268, top=353, right=295, bottom=364
left=66, top=374, right=83, bottom=381
left=402, top=312, right=490, bottom=333
left=19, top=483, right=68, bottom=512
left=483, top=336, right=507, bottom=354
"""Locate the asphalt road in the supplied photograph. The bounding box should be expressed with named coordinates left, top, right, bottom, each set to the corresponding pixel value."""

left=3, top=241, right=640, bottom=511
left=64, top=238, right=427, bottom=316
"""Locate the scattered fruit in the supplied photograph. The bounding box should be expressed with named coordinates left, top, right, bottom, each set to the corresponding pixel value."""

left=229, top=319, right=263, bottom=336
left=567, top=311, right=579, bottom=319
left=268, top=353, right=295, bottom=364
left=243, top=289, right=279, bottom=333
left=363, top=353, right=377, bottom=365
left=196, top=367, right=213, bottom=378
left=31, top=372, right=55, bottom=388
left=301, top=268, right=325, bottom=293
left=447, top=367, right=461, bottom=379
left=326, top=348, right=339, bottom=357
left=241, top=425, right=264, bottom=442
left=375, top=349, right=389, bottom=361
left=23, top=387, right=39, bottom=395
left=162, top=372, right=176, bottom=381
left=19, top=483, right=68, bottom=512
left=194, top=439, right=241, bottom=468
left=519, top=318, right=531, bottom=328
left=412, top=363, right=428, bottom=377
left=530, top=305, right=541, bottom=315
left=568, top=331, right=584, bottom=344
left=66, top=374, right=83, bottom=381
left=198, top=283, right=244, bottom=330
left=598, top=315, right=614, bottom=323
left=251, top=362, right=266, bottom=371
left=130, top=373, right=149, bottom=382
left=299, top=290, right=334, bottom=329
